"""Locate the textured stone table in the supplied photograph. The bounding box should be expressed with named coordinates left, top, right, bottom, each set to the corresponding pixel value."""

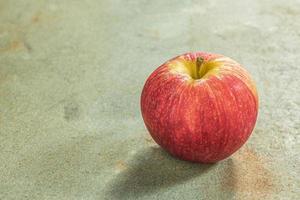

left=0, top=0, right=299, bottom=199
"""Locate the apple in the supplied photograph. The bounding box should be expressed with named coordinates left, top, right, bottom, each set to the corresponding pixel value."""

left=140, top=52, right=258, bottom=163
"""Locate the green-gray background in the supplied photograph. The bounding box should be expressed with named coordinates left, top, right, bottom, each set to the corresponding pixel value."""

left=0, top=0, right=299, bottom=199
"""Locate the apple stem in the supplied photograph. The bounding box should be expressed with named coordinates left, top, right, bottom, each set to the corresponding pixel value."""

left=196, top=57, right=204, bottom=79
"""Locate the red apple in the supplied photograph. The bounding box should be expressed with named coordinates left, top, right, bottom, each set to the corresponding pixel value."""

left=141, top=52, right=258, bottom=163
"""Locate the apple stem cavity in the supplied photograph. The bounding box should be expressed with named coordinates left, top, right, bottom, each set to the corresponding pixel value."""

left=195, top=56, right=205, bottom=79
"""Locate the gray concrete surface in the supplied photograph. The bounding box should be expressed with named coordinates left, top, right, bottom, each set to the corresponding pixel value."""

left=0, top=0, right=299, bottom=199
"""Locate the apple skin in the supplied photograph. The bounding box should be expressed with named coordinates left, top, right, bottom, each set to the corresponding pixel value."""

left=141, top=52, right=258, bottom=163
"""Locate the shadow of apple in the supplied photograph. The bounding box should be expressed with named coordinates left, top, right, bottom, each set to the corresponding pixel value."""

left=105, top=146, right=215, bottom=199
